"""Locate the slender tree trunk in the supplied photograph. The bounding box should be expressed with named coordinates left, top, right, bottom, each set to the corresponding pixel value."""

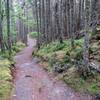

left=0, top=20, right=4, bottom=52
left=91, top=0, right=97, bottom=33
left=83, top=0, right=90, bottom=75
left=6, top=0, right=11, bottom=54
left=66, top=0, right=71, bottom=38
left=70, top=0, right=75, bottom=47
left=0, top=0, right=4, bottom=52
left=41, top=0, right=46, bottom=41
left=35, top=0, right=40, bottom=49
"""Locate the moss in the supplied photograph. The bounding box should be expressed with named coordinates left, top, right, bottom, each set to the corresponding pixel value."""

left=0, top=59, right=12, bottom=99
left=0, top=41, right=25, bottom=99
left=88, top=83, right=100, bottom=94
left=61, top=68, right=100, bottom=95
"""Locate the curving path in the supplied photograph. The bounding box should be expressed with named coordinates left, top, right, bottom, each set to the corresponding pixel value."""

left=12, top=38, right=92, bottom=100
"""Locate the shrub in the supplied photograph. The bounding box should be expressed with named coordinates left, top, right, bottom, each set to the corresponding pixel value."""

left=29, top=31, right=41, bottom=38
left=12, top=42, right=25, bottom=53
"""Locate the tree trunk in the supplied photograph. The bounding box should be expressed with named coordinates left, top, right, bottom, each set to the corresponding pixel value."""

left=83, top=0, right=90, bottom=75
left=6, top=0, right=11, bottom=54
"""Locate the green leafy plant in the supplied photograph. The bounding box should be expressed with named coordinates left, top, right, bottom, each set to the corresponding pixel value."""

left=29, top=31, right=41, bottom=38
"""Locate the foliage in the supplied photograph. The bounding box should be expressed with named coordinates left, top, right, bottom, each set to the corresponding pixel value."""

left=0, top=42, right=25, bottom=59
left=12, top=42, right=26, bottom=53
left=35, top=38, right=83, bottom=62
left=34, top=39, right=83, bottom=74
left=34, top=37, right=100, bottom=95
left=29, top=31, right=41, bottom=38
left=0, top=59, right=12, bottom=100
left=0, top=41, right=25, bottom=99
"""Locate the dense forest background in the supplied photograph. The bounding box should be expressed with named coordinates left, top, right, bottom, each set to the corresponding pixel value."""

left=0, top=0, right=100, bottom=74
left=0, top=0, right=100, bottom=99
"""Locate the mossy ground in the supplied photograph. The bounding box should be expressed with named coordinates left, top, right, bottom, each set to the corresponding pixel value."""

left=57, top=67, right=100, bottom=95
left=0, top=42, right=25, bottom=99
left=0, top=59, right=12, bottom=100
left=34, top=34, right=100, bottom=95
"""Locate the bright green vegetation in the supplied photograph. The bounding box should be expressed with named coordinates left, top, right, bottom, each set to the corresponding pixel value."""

left=35, top=39, right=83, bottom=59
left=0, top=59, right=12, bottom=100
left=12, top=42, right=26, bottom=54
left=35, top=39, right=84, bottom=70
left=29, top=31, right=41, bottom=38
left=0, top=42, right=25, bottom=59
left=34, top=37, right=100, bottom=95
left=0, top=42, right=25, bottom=99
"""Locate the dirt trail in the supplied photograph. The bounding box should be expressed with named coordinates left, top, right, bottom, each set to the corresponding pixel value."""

left=12, top=38, right=92, bottom=100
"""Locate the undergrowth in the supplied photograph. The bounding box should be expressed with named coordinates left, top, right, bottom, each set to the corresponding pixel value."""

left=29, top=31, right=41, bottom=38
left=0, top=59, right=11, bottom=100
left=34, top=38, right=100, bottom=95
left=0, top=42, right=25, bottom=99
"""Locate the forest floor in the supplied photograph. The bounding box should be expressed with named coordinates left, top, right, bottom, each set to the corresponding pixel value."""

left=33, top=30, right=100, bottom=97
left=11, top=37, right=93, bottom=100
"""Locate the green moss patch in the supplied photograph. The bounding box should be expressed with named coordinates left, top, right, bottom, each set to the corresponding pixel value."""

left=0, top=59, right=12, bottom=100
left=62, top=68, right=100, bottom=95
